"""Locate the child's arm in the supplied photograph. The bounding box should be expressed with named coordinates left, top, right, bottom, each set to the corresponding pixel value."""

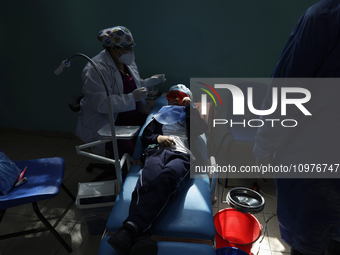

left=141, top=119, right=162, bottom=147
left=157, top=135, right=176, bottom=147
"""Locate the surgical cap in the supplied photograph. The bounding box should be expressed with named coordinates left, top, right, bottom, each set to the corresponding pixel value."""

left=153, top=84, right=194, bottom=125
left=168, top=84, right=193, bottom=102
left=98, top=26, right=136, bottom=48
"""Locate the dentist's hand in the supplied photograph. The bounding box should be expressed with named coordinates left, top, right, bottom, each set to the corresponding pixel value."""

left=146, top=74, right=166, bottom=88
left=132, top=87, right=148, bottom=101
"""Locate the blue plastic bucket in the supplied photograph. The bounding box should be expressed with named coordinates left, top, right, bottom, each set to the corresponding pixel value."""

left=216, top=247, right=250, bottom=255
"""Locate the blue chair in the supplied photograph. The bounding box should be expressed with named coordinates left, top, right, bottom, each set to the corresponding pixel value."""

left=98, top=236, right=215, bottom=255
left=214, top=82, right=268, bottom=187
left=99, top=97, right=216, bottom=254
left=0, top=157, right=75, bottom=253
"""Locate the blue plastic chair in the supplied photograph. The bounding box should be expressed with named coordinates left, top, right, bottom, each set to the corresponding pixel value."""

left=102, top=97, right=215, bottom=245
left=0, top=157, right=75, bottom=253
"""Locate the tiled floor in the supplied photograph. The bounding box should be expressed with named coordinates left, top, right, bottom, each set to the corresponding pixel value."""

left=0, top=128, right=290, bottom=255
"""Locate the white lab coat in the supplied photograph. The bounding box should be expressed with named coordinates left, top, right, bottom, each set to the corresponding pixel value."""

left=76, top=49, right=151, bottom=155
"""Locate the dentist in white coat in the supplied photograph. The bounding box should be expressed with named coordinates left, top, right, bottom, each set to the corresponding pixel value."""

left=76, top=26, right=166, bottom=161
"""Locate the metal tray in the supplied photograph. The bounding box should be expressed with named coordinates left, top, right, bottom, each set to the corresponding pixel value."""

left=226, top=187, right=265, bottom=214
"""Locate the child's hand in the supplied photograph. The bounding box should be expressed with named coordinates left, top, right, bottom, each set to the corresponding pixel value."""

left=181, top=97, right=191, bottom=106
left=157, top=135, right=176, bottom=147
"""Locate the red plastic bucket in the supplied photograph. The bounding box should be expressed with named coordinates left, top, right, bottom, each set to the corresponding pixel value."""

left=214, top=208, right=262, bottom=254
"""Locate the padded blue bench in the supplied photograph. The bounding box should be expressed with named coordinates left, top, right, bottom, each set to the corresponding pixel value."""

left=98, top=237, right=215, bottom=255
left=105, top=163, right=214, bottom=239
left=103, top=96, right=215, bottom=241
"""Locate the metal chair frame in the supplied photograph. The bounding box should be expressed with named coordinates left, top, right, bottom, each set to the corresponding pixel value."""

left=0, top=158, right=76, bottom=253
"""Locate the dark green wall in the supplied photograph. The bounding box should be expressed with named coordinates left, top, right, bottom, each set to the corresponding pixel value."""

left=0, top=0, right=318, bottom=133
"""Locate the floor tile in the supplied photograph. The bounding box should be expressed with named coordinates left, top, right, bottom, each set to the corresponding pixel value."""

left=266, top=215, right=290, bottom=252
left=55, top=222, right=103, bottom=255
left=40, top=188, right=80, bottom=223
left=79, top=156, right=112, bottom=169
left=5, top=199, right=49, bottom=217
left=11, top=134, right=44, bottom=145
left=0, top=213, right=34, bottom=253
left=64, top=165, right=78, bottom=183
left=0, top=133, right=19, bottom=142
left=252, top=212, right=271, bottom=253
left=253, top=249, right=272, bottom=255
left=1, top=219, right=75, bottom=255
left=1, top=142, right=36, bottom=160
left=38, top=136, right=72, bottom=147
left=64, top=166, right=107, bottom=192
left=18, top=144, right=63, bottom=161
left=0, top=140, right=9, bottom=150
left=261, top=190, right=277, bottom=214
left=212, top=207, right=220, bottom=216
left=55, top=147, right=85, bottom=167
left=64, top=137, right=84, bottom=148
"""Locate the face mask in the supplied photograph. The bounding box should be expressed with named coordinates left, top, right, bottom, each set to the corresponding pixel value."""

left=118, top=50, right=135, bottom=65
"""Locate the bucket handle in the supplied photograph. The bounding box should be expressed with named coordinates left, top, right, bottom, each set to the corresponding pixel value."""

left=215, top=224, right=263, bottom=247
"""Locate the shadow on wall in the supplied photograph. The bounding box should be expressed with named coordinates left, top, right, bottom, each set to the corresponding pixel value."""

left=1, top=0, right=318, bottom=133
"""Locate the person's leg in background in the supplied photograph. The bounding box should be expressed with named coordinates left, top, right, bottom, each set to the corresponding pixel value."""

left=291, top=238, right=340, bottom=255
left=325, top=226, right=340, bottom=255
left=325, top=239, right=340, bottom=255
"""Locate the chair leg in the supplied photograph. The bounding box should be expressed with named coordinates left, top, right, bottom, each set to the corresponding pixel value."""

left=32, top=202, right=73, bottom=253
left=61, top=183, right=76, bottom=202
left=0, top=208, right=49, bottom=240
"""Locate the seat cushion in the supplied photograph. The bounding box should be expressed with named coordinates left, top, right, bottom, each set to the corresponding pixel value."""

left=0, top=157, right=65, bottom=210
left=105, top=164, right=215, bottom=240
left=98, top=237, right=216, bottom=255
